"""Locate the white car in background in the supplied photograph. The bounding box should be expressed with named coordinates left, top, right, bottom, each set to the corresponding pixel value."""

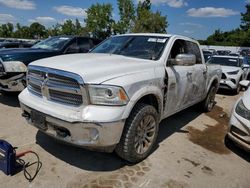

left=227, top=80, right=250, bottom=151
left=207, top=55, right=250, bottom=94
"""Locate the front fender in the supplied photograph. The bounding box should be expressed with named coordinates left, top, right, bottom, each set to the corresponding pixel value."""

left=206, top=74, right=220, bottom=93
left=121, top=86, right=163, bottom=119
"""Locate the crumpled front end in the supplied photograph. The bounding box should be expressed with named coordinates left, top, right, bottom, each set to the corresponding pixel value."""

left=0, top=73, right=26, bottom=92
left=0, top=60, right=27, bottom=92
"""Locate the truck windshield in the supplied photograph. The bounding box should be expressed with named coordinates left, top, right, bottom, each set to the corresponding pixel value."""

left=207, top=57, right=240, bottom=67
left=32, top=36, right=72, bottom=50
left=91, top=35, right=169, bottom=60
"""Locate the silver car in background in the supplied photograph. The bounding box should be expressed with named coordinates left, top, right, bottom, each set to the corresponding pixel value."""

left=227, top=80, right=250, bottom=151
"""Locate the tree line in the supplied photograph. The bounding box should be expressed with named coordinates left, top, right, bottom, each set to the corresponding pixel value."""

left=200, top=4, right=250, bottom=47
left=0, top=0, right=168, bottom=40
left=2, top=0, right=250, bottom=47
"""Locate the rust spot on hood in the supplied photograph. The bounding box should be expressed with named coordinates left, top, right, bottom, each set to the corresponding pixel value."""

left=187, top=106, right=231, bottom=154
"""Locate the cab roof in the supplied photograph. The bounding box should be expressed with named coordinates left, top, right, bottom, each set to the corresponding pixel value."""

left=114, top=33, right=198, bottom=43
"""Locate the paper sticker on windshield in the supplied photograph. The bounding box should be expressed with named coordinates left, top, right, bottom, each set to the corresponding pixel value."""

left=229, top=59, right=237, bottom=62
left=157, top=38, right=167, bottom=43
left=148, top=38, right=167, bottom=43
left=148, top=38, right=157, bottom=42
left=59, top=37, right=69, bottom=40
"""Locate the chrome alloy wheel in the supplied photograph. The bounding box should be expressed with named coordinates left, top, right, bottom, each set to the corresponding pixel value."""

left=207, top=87, right=216, bottom=111
left=134, top=115, right=157, bottom=155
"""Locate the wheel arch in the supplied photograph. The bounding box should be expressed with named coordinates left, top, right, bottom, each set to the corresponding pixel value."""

left=206, top=76, right=219, bottom=94
left=122, top=87, right=163, bottom=120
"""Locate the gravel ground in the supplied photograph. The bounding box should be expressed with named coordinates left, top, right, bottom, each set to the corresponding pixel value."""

left=0, top=91, right=249, bottom=188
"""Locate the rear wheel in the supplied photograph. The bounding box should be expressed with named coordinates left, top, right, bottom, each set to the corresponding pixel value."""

left=115, top=103, right=159, bottom=163
left=201, top=85, right=217, bottom=112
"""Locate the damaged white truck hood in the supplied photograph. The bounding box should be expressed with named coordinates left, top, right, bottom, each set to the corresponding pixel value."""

left=30, top=53, right=156, bottom=84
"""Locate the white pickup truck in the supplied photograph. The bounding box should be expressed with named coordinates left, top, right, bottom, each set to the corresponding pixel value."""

left=19, top=34, right=222, bottom=162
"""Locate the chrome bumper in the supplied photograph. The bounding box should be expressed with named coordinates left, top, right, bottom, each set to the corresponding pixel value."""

left=20, top=103, right=125, bottom=152
left=0, top=73, right=26, bottom=92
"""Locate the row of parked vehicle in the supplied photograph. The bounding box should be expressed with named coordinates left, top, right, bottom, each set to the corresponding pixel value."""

left=0, top=36, right=102, bottom=92
left=204, top=53, right=250, bottom=94
left=0, top=38, right=37, bottom=49
left=0, top=34, right=249, bottom=162
left=202, top=49, right=250, bottom=153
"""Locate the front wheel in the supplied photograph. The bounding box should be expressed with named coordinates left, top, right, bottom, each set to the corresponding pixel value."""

left=115, top=103, right=159, bottom=163
left=234, top=83, right=241, bottom=95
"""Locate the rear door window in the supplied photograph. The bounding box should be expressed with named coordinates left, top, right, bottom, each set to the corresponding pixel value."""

left=77, top=38, right=91, bottom=53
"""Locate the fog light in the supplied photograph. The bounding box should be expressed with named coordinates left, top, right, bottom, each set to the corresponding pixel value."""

left=89, top=128, right=99, bottom=141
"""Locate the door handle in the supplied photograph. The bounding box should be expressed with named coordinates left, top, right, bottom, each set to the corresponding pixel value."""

left=203, top=70, right=207, bottom=74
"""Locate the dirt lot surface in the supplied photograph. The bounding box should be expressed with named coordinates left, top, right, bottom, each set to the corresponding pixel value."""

left=0, top=91, right=249, bottom=188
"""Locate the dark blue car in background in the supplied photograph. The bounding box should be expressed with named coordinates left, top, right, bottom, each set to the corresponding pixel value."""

left=0, top=36, right=101, bottom=92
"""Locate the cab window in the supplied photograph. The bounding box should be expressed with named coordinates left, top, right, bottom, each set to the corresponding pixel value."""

left=186, top=41, right=202, bottom=64
left=77, top=38, right=91, bottom=53
left=167, top=39, right=188, bottom=65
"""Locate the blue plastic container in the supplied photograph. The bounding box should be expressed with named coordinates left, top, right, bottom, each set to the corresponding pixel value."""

left=0, top=140, right=16, bottom=175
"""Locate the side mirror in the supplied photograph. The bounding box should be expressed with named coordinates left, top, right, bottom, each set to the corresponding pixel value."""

left=174, top=54, right=196, bottom=66
left=242, top=64, right=250, bottom=69
left=239, top=80, right=250, bottom=90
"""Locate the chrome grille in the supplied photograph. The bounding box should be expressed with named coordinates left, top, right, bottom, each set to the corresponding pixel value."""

left=28, top=82, right=42, bottom=97
left=27, top=66, right=84, bottom=106
left=49, top=89, right=83, bottom=105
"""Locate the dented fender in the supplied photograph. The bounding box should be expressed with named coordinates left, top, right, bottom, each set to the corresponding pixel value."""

left=121, top=86, right=163, bottom=120
left=206, top=66, right=222, bottom=94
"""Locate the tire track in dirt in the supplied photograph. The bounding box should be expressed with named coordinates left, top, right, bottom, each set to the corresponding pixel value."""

left=67, top=160, right=152, bottom=188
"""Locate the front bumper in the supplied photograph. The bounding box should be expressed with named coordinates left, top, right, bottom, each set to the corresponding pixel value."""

left=219, top=79, right=237, bottom=90
left=20, top=102, right=125, bottom=151
left=0, top=73, right=26, bottom=92
left=227, top=109, right=250, bottom=152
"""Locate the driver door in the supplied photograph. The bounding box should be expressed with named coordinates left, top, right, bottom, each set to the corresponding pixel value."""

left=163, top=39, right=196, bottom=117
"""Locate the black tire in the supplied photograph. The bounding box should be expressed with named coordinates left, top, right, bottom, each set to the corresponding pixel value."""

left=224, top=134, right=231, bottom=147
left=224, top=134, right=235, bottom=150
left=247, top=74, right=250, bottom=81
left=115, top=103, right=159, bottom=163
left=0, top=90, right=19, bottom=96
left=0, top=90, right=7, bottom=96
left=200, top=85, right=217, bottom=112
left=234, top=83, right=241, bottom=95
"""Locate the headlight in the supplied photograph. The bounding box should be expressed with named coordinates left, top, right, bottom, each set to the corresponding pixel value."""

left=235, top=99, right=250, bottom=120
left=2, top=61, right=27, bottom=73
left=227, top=70, right=239, bottom=75
left=88, top=85, right=129, bottom=106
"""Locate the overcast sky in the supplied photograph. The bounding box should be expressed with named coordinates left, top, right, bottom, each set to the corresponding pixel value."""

left=0, top=0, right=248, bottom=39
